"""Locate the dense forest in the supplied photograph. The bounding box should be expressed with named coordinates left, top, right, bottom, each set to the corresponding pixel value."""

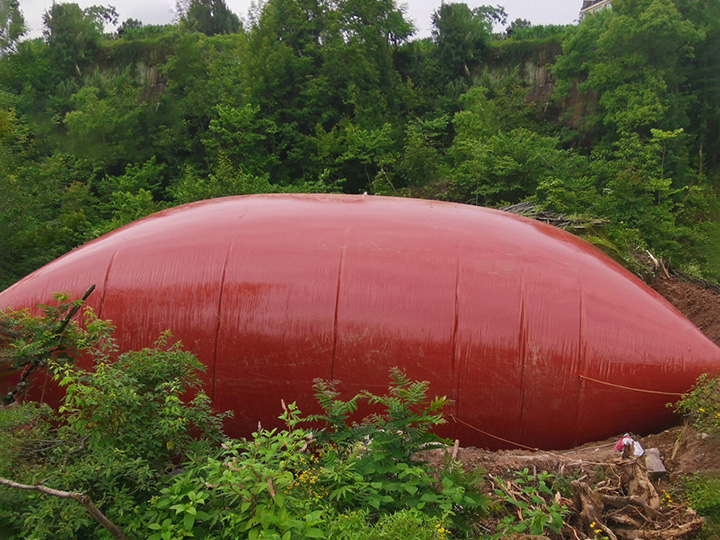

left=1, top=0, right=720, bottom=290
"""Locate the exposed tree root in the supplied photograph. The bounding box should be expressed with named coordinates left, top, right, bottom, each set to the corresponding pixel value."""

left=569, top=459, right=704, bottom=540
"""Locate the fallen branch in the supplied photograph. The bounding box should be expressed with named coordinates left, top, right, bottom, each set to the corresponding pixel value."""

left=614, top=514, right=704, bottom=540
left=0, top=476, right=129, bottom=540
left=601, top=493, right=657, bottom=515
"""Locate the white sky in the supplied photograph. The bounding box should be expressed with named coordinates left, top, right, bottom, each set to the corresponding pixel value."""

left=19, top=0, right=582, bottom=40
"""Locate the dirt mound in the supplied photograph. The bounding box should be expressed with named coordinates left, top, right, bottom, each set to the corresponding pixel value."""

left=652, top=274, right=720, bottom=347
left=422, top=425, right=716, bottom=539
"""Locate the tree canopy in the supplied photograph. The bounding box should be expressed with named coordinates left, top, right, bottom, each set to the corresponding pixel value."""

left=0, top=0, right=719, bottom=290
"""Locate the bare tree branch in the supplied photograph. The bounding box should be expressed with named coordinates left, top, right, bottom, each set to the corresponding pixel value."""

left=0, top=476, right=130, bottom=540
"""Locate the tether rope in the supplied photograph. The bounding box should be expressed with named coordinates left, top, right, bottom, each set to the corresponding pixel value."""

left=450, top=415, right=540, bottom=451
left=449, top=415, right=624, bottom=465
left=579, top=375, right=684, bottom=397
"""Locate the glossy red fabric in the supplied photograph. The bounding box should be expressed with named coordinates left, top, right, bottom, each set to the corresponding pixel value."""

left=2, top=195, right=718, bottom=449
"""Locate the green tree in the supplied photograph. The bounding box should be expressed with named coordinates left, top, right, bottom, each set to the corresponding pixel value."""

left=63, top=82, right=145, bottom=166
left=507, top=18, right=531, bottom=36
left=116, top=17, right=142, bottom=36
left=673, top=0, right=720, bottom=178
left=42, top=3, right=114, bottom=76
left=550, top=0, right=715, bottom=265
left=555, top=0, right=700, bottom=154
left=431, top=3, right=503, bottom=81
left=0, top=0, right=24, bottom=55
left=180, top=0, right=241, bottom=35
left=237, top=0, right=415, bottom=188
left=450, top=126, right=576, bottom=206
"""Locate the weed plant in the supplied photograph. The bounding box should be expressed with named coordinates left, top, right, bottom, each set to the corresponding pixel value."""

left=490, top=468, right=568, bottom=537
left=674, top=374, right=720, bottom=433
left=674, top=375, right=720, bottom=537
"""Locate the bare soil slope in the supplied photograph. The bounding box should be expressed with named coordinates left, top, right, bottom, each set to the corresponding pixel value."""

left=652, top=274, right=720, bottom=347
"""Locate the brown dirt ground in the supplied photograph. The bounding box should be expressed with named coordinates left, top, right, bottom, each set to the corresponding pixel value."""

left=652, top=274, right=720, bottom=347
left=421, top=424, right=720, bottom=480
left=419, top=421, right=719, bottom=539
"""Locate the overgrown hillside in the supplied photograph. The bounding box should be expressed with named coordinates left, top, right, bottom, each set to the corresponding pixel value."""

left=1, top=0, right=720, bottom=289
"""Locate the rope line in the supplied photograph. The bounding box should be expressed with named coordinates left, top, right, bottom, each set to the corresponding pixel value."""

left=450, top=415, right=623, bottom=465
left=450, top=415, right=540, bottom=451
left=579, top=375, right=684, bottom=397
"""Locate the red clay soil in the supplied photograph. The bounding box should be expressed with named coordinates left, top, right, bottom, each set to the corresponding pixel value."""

left=652, top=274, right=720, bottom=347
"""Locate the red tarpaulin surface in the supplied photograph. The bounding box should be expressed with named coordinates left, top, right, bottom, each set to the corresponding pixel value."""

left=1, top=194, right=718, bottom=449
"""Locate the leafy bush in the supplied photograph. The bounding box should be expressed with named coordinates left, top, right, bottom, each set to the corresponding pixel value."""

left=54, top=331, right=228, bottom=467
left=1, top=300, right=486, bottom=539
left=491, top=468, right=568, bottom=537
left=1, top=291, right=111, bottom=405
left=0, top=301, right=228, bottom=539
left=143, top=403, right=324, bottom=540
left=324, top=509, right=452, bottom=540
left=0, top=402, right=55, bottom=533
left=307, top=369, right=488, bottom=532
left=675, top=376, right=720, bottom=537
left=674, top=374, right=720, bottom=433
left=684, top=474, right=720, bottom=521
left=144, top=370, right=487, bottom=539
left=0, top=402, right=54, bottom=476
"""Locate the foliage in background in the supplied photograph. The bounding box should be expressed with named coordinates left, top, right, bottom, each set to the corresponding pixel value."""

left=1, top=0, right=720, bottom=286
left=0, top=0, right=25, bottom=55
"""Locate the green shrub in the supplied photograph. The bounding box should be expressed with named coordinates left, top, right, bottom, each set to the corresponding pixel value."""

left=1, top=291, right=113, bottom=405
left=1, top=299, right=487, bottom=539
left=491, top=468, right=569, bottom=537
left=0, top=402, right=55, bottom=534
left=674, top=374, right=720, bottom=433
left=144, top=370, right=487, bottom=539
left=307, top=369, right=488, bottom=533
left=684, top=474, right=720, bottom=521
left=143, top=402, right=324, bottom=540
left=0, top=300, right=228, bottom=539
left=324, top=509, right=452, bottom=540
left=684, top=473, right=720, bottom=539
left=0, top=402, right=54, bottom=476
